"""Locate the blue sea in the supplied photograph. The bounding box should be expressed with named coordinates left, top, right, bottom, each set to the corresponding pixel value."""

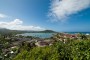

left=67, top=32, right=90, bottom=34
left=17, top=32, right=90, bottom=38
left=17, top=33, right=55, bottom=38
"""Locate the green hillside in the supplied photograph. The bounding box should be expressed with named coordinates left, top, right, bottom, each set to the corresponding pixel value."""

left=13, top=39, right=90, bottom=60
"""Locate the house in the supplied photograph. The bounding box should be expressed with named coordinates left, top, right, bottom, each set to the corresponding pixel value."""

left=35, top=41, right=49, bottom=47
left=86, top=33, right=89, bottom=35
left=10, top=51, right=14, bottom=54
left=11, top=46, right=17, bottom=49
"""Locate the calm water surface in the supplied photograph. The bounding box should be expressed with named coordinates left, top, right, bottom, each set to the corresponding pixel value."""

left=17, top=33, right=56, bottom=38
left=17, top=32, right=90, bottom=38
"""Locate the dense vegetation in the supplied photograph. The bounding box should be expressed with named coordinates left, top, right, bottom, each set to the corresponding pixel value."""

left=13, top=39, right=90, bottom=60
left=0, top=30, right=90, bottom=60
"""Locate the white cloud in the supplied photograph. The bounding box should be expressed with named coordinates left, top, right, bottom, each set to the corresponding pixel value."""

left=0, top=14, right=7, bottom=18
left=0, top=19, right=45, bottom=31
left=48, top=0, right=90, bottom=21
left=9, top=19, right=23, bottom=25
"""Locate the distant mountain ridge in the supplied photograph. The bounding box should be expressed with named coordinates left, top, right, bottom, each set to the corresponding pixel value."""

left=0, top=28, right=26, bottom=35
left=40, top=30, right=56, bottom=33
left=0, top=28, right=56, bottom=35
left=24, top=30, right=56, bottom=33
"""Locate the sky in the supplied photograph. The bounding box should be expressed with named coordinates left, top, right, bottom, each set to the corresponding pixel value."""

left=0, top=0, right=90, bottom=32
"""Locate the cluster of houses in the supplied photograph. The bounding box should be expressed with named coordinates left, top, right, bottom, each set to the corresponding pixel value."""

left=0, top=33, right=89, bottom=59
left=0, top=36, right=54, bottom=59
left=52, top=33, right=89, bottom=43
left=0, top=45, right=19, bottom=59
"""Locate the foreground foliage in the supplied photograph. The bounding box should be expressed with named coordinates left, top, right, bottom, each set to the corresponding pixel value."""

left=13, top=39, right=90, bottom=60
